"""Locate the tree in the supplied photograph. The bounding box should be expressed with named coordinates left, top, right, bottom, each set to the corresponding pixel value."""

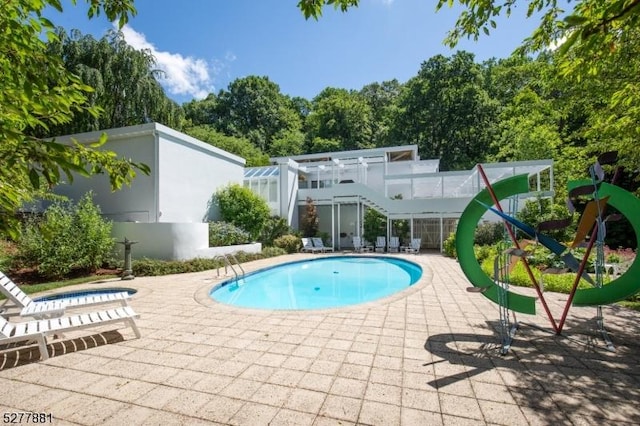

left=492, top=88, right=560, bottom=162
left=359, top=80, right=401, bottom=147
left=214, top=184, right=270, bottom=240
left=305, top=88, right=373, bottom=152
left=43, top=28, right=184, bottom=134
left=183, top=93, right=219, bottom=127
left=363, top=208, right=386, bottom=246
left=299, top=0, right=640, bottom=61
left=0, top=0, right=144, bottom=239
left=184, top=125, right=269, bottom=167
left=389, top=52, right=499, bottom=170
left=215, top=76, right=302, bottom=151
left=269, top=129, right=305, bottom=157
left=300, top=197, right=319, bottom=237
left=298, top=1, right=640, bottom=174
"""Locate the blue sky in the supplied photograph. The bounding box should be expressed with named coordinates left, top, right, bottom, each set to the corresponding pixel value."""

left=47, top=0, right=542, bottom=104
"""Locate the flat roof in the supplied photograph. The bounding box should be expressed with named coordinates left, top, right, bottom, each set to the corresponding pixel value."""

left=270, top=144, right=420, bottom=164
left=50, top=122, right=246, bottom=166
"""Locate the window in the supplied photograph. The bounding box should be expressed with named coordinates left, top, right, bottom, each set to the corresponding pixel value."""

left=269, top=179, right=277, bottom=202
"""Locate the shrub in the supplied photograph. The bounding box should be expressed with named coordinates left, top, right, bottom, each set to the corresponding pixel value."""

left=17, top=192, right=114, bottom=279
left=474, top=244, right=497, bottom=263
left=208, top=222, right=251, bottom=247
left=363, top=208, right=386, bottom=246
left=131, top=248, right=287, bottom=277
left=300, top=197, right=318, bottom=237
left=0, top=240, right=17, bottom=272
left=274, top=234, right=302, bottom=253
left=260, top=216, right=291, bottom=246
left=214, top=184, right=270, bottom=240
left=474, top=222, right=505, bottom=246
left=443, top=231, right=457, bottom=258
left=317, top=231, right=331, bottom=246
left=480, top=257, right=594, bottom=293
left=262, top=246, right=287, bottom=257
left=516, top=198, right=573, bottom=243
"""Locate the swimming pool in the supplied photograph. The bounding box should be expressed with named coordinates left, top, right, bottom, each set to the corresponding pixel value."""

left=210, top=256, right=422, bottom=310
left=34, top=287, right=137, bottom=303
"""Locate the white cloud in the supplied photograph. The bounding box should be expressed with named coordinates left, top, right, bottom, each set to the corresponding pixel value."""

left=119, top=24, right=215, bottom=100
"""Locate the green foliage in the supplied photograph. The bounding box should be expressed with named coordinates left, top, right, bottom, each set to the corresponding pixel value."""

left=300, top=197, right=319, bottom=237
left=274, top=234, right=302, bottom=254
left=473, top=244, right=497, bottom=263
left=42, top=28, right=184, bottom=135
left=132, top=250, right=285, bottom=277
left=269, top=130, right=305, bottom=157
left=17, top=192, right=114, bottom=279
left=474, top=222, right=505, bottom=246
left=0, top=240, right=17, bottom=272
left=363, top=208, right=386, bottom=246
left=443, top=232, right=457, bottom=258
left=296, top=1, right=640, bottom=195
left=208, top=222, right=251, bottom=247
left=389, top=52, right=499, bottom=170
left=214, top=184, right=271, bottom=240
left=215, top=76, right=303, bottom=152
left=306, top=88, right=373, bottom=151
left=260, top=216, right=292, bottom=246
left=261, top=246, right=287, bottom=257
left=479, top=257, right=594, bottom=293
left=359, top=80, right=401, bottom=147
left=184, top=125, right=270, bottom=167
left=132, top=257, right=224, bottom=276
left=309, top=137, right=342, bottom=154
left=0, top=0, right=143, bottom=239
left=298, top=0, right=359, bottom=19
left=516, top=198, right=573, bottom=243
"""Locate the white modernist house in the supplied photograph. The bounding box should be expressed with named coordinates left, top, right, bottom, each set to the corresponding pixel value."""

left=52, top=123, right=261, bottom=260
left=245, top=145, right=554, bottom=251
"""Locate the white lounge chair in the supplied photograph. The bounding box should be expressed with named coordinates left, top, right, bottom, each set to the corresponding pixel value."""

left=312, top=237, right=334, bottom=253
left=0, top=271, right=131, bottom=319
left=352, top=236, right=363, bottom=252
left=388, top=236, right=400, bottom=253
left=301, top=238, right=322, bottom=253
left=405, top=238, right=421, bottom=254
left=0, top=306, right=141, bottom=361
left=375, top=236, right=386, bottom=253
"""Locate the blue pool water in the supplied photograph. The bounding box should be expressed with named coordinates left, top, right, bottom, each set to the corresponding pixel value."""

left=210, top=256, right=422, bottom=310
left=34, top=287, right=137, bottom=303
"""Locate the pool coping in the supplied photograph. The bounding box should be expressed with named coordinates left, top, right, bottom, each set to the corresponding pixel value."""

left=195, top=253, right=434, bottom=316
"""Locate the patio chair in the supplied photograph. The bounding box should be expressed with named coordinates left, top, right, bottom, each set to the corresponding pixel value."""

left=301, top=238, right=322, bottom=253
left=405, top=238, right=421, bottom=254
left=388, top=236, right=400, bottom=253
left=312, top=237, right=334, bottom=253
left=0, top=271, right=130, bottom=319
left=375, top=236, right=386, bottom=253
left=0, top=306, right=140, bottom=361
left=352, top=236, right=363, bottom=252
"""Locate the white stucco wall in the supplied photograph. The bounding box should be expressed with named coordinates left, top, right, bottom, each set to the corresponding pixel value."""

left=52, top=123, right=245, bottom=224
left=366, top=162, right=385, bottom=193
left=156, top=128, right=245, bottom=223
left=53, top=132, right=157, bottom=222
left=112, top=222, right=261, bottom=260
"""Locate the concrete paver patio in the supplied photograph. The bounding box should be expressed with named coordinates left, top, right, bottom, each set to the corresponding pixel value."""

left=2, top=252, right=640, bottom=425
